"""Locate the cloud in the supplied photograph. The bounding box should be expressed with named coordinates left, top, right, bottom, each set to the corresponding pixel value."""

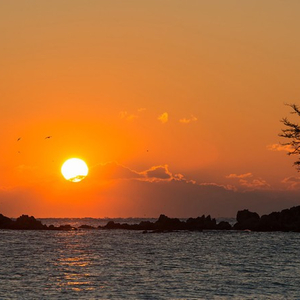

left=179, top=115, right=197, bottom=124
left=282, top=176, right=300, bottom=190
left=91, top=162, right=143, bottom=181
left=93, top=162, right=242, bottom=191
left=111, top=178, right=300, bottom=218
left=141, top=165, right=173, bottom=181
left=119, top=111, right=138, bottom=121
left=2, top=162, right=300, bottom=218
left=226, top=173, right=253, bottom=179
left=239, top=178, right=270, bottom=189
left=92, top=162, right=186, bottom=183
left=267, top=143, right=294, bottom=152
left=226, top=172, right=270, bottom=190
left=119, top=108, right=147, bottom=121
left=158, top=112, right=168, bottom=124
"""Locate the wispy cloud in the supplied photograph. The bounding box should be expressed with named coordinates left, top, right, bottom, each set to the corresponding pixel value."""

left=266, top=143, right=294, bottom=152
left=179, top=115, right=197, bottom=124
left=92, top=161, right=143, bottom=181
left=141, top=165, right=173, bottom=181
left=119, top=111, right=138, bottom=121
left=158, top=112, right=168, bottom=124
left=226, top=172, right=270, bottom=190
left=119, top=108, right=146, bottom=121
left=92, top=162, right=235, bottom=193
left=282, top=176, right=300, bottom=190
left=226, top=173, right=253, bottom=179
left=95, top=162, right=185, bottom=183
left=239, top=178, right=270, bottom=189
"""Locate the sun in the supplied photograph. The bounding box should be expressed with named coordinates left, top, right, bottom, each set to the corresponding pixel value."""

left=61, top=158, right=89, bottom=182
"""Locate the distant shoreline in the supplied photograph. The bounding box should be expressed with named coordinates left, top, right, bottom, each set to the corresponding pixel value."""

left=1, top=205, right=300, bottom=232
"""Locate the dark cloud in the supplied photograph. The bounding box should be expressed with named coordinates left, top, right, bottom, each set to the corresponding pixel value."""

left=2, top=162, right=300, bottom=218
left=109, top=179, right=300, bottom=218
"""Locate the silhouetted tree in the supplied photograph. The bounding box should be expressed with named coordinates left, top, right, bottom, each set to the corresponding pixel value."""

left=280, top=103, right=300, bottom=170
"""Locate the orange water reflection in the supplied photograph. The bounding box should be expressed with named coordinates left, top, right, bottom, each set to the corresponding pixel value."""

left=54, top=232, right=96, bottom=293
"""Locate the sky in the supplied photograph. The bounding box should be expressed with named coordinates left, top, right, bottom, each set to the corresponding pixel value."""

left=1, top=0, right=300, bottom=218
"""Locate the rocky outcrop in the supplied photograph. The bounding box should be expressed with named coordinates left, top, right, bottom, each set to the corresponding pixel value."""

left=0, top=215, right=75, bottom=230
left=233, top=206, right=300, bottom=232
left=0, top=213, right=232, bottom=231
left=0, top=213, right=14, bottom=229
left=258, top=206, right=300, bottom=232
left=3, top=206, right=300, bottom=232
left=186, top=215, right=217, bottom=230
left=79, top=224, right=96, bottom=229
left=11, top=215, right=47, bottom=230
left=98, top=214, right=230, bottom=232
left=217, top=221, right=232, bottom=230
left=233, top=210, right=260, bottom=230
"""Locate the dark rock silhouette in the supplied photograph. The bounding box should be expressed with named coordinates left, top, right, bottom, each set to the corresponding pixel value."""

left=217, top=221, right=232, bottom=230
left=98, top=214, right=229, bottom=232
left=79, top=224, right=96, bottom=229
left=0, top=214, right=77, bottom=230
left=0, top=214, right=14, bottom=229
left=154, top=215, right=183, bottom=231
left=47, top=224, right=77, bottom=231
left=233, top=209, right=260, bottom=230
left=2, top=205, right=300, bottom=232
left=186, top=215, right=217, bottom=230
left=11, top=215, right=47, bottom=230
left=258, top=206, right=300, bottom=232
left=233, top=206, right=300, bottom=232
left=57, top=224, right=77, bottom=231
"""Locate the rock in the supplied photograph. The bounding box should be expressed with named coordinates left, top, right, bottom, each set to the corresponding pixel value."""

left=186, top=215, right=217, bottom=230
left=0, top=214, right=13, bottom=229
left=58, top=224, right=77, bottom=230
left=257, top=206, right=300, bottom=232
left=233, top=206, right=300, bottom=232
left=154, top=215, right=183, bottom=230
left=138, top=221, right=155, bottom=231
left=12, top=215, right=46, bottom=230
left=79, top=224, right=96, bottom=229
left=234, top=209, right=260, bottom=230
left=236, top=209, right=260, bottom=223
left=103, top=221, right=120, bottom=229
left=216, top=221, right=232, bottom=230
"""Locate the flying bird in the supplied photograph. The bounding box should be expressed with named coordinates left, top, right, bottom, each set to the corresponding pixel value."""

left=17, top=137, right=21, bottom=141
left=45, top=136, right=52, bottom=139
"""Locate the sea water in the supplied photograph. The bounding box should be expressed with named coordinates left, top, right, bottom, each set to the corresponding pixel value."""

left=1, top=218, right=300, bottom=299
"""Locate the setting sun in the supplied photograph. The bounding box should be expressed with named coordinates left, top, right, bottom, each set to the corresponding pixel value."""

left=61, top=158, right=89, bottom=182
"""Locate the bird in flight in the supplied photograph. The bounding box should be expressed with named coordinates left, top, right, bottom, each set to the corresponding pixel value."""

left=17, top=137, right=21, bottom=141
left=45, top=136, right=52, bottom=139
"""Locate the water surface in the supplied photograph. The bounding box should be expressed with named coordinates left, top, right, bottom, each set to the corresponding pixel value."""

left=1, top=222, right=300, bottom=299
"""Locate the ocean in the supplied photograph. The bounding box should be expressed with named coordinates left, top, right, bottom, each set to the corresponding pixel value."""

left=1, top=218, right=300, bottom=299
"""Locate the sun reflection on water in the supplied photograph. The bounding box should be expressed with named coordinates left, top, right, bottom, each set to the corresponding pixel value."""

left=54, top=232, right=95, bottom=293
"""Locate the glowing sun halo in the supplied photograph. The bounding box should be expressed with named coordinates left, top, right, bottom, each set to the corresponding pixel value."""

left=61, top=158, right=89, bottom=182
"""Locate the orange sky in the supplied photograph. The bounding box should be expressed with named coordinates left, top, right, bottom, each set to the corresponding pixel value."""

left=1, top=1, right=300, bottom=218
